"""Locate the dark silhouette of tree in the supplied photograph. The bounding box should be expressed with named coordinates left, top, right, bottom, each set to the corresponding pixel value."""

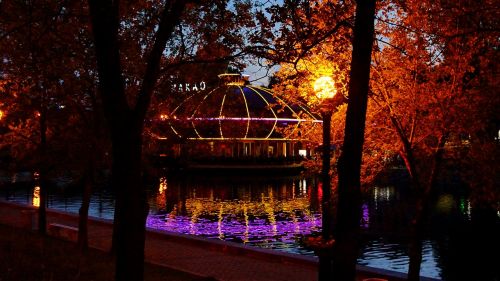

left=87, top=1, right=189, bottom=280
left=1, top=0, right=109, bottom=251
left=332, top=1, right=377, bottom=280
left=269, top=0, right=498, bottom=279
left=371, top=1, right=500, bottom=279
left=87, top=1, right=262, bottom=280
left=0, top=0, right=93, bottom=235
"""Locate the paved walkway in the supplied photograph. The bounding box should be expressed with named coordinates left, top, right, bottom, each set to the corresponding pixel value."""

left=0, top=201, right=436, bottom=281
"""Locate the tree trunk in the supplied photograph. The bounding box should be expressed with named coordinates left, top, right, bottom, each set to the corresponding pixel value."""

left=408, top=134, right=447, bottom=281
left=332, top=1, right=377, bottom=280
left=87, top=1, right=189, bottom=280
left=38, top=107, right=48, bottom=235
left=408, top=209, right=424, bottom=281
left=112, top=125, right=148, bottom=281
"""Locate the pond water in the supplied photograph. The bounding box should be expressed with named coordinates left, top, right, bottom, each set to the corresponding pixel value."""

left=1, top=172, right=499, bottom=281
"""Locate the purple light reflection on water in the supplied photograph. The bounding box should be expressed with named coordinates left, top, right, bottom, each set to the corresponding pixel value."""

left=146, top=176, right=323, bottom=254
left=146, top=207, right=321, bottom=255
left=143, top=179, right=441, bottom=279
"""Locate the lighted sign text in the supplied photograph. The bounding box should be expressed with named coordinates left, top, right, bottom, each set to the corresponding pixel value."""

left=172, top=81, right=207, bottom=92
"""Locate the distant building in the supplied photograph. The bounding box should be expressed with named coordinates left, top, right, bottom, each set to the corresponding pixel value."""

left=152, top=73, right=321, bottom=171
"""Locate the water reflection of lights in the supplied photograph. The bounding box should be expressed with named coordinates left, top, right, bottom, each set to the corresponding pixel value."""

left=263, top=190, right=277, bottom=236
left=32, top=186, right=40, bottom=207
left=299, top=179, right=307, bottom=196
left=158, top=177, right=167, bottom=194
left=150, top=186, right=319, bottom=250
left=436, top=194, right=455, bottom=215
left=168, top=205, right=177, bottom=220
left=361, top=203, right=369, bottom=229
left=189, top=201, right=203, bottom=234
left=156, top=177, right=168, bottom=208
left=218, top=203, right=224, bottom=240
left=373, top=186, right=395, bottom=210
left=459, top=197, right=471, bottom=219
left=317, top=183, right=323, bottom=201
left=0, top=174, right=460, bottom=279
left=282, top=192, right=300, bottom=234
left=243, top=203, right=249, bottom=243
left=291, top=212, right=299, bottom=233
left=179, top=196, right=310, bottom=217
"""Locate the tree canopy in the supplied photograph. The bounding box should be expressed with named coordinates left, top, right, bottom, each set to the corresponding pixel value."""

left=1, top=0, right=498, bottom=280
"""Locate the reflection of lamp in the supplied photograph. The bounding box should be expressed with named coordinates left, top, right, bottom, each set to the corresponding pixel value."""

left=33, top=186, right=41, bottom=207
left=314, top=76, right=336, bottom=281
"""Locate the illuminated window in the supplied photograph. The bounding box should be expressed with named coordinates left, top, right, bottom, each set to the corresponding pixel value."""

left=298, top=150, right=307, bottom=157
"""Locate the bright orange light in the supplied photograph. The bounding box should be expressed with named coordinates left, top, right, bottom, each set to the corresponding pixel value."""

left=159, top=114, right=168, bottom=121
left=313, top=76, right=336, bottom=100
left=33, top=186, right=40, bottom=207
left=158, top=177, right=167, bottom=194
left=0, top=110, right=3, bottom=120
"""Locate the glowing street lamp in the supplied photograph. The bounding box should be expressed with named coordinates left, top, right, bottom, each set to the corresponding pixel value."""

left=314, top=76, right=336, bottom=281
left=314, top=76, right=337, bottom=100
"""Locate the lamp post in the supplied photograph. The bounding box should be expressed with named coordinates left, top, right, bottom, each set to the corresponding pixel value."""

left=314, top=76, right=336, bottom=239
left=314, top=76, right=336, bottom=281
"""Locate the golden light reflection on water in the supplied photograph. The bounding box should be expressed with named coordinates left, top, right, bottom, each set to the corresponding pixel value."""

left=168, top=205, right=177, bottom=220
left=189, top=200, right=203, bottom=234
left=158, top=177, right=167, bottom=194
left=281, top=193, right=299, bottom=233
left=156, top=177, right=168, bottom=208
left=32, top=186, right=40, bottom=207
left=304, top=208, right=317, bottom=228
left=263, top=189, right=277, bottom=236
left=158, top=184, right=315, bottom=241
left=168, top=185, right=314, bottom=244
left=218, top=203, right=224, bottom=239
left=243, top=203, right=249, bottom=243
left=184, top=196, right=310, bottom=216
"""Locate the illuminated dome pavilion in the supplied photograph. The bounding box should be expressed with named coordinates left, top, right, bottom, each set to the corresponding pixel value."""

left=153, top=73, right=321, bottom=170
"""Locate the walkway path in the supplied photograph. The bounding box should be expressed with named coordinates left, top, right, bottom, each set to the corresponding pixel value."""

left=0, top=201, right=437, bottom=281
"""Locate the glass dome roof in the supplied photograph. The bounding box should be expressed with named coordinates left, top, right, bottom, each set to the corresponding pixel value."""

left=159, top=74, right=321, bottom=141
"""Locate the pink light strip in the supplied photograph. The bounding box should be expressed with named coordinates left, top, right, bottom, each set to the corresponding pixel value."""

left=178, top=117, right=322, bottom=123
